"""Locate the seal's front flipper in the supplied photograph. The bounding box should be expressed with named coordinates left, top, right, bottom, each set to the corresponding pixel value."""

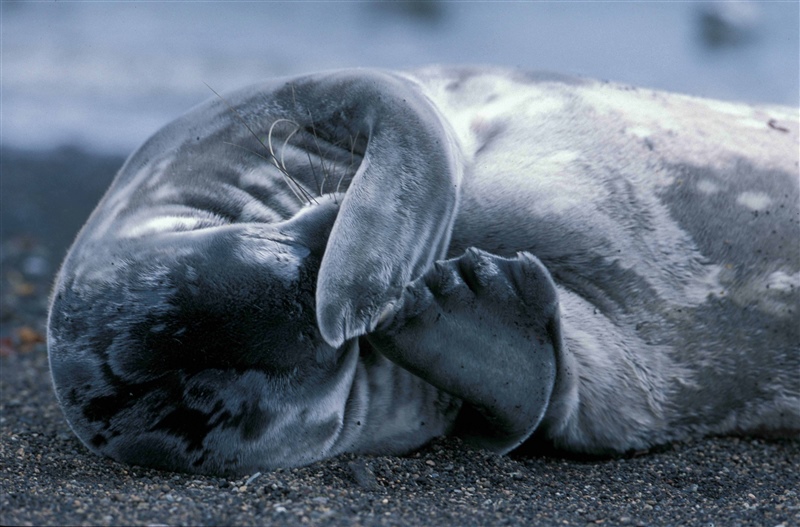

left=366, top=248, right=561, bottom=453
left=285, top=70, right=463, bottom=349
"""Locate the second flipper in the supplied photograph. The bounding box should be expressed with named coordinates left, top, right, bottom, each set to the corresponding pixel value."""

left=367, top=248, right=562, bottom=453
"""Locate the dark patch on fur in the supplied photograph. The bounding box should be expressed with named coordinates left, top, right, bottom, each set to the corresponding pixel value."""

left=151, top=406, right=220, bottom=452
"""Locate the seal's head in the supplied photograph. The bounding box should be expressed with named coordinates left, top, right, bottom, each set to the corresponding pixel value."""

left=47, top=197, right=343, bottom=470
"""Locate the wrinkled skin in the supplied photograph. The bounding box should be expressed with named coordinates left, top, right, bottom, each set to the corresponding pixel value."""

left=48, top=67, right=799, bottom=475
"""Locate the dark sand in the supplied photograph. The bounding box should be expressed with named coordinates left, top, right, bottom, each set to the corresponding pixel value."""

left=1, top=147, right=798, bottom=526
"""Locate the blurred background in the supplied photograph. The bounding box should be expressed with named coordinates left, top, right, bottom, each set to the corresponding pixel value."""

left=3, top=0, right=798, bottom=153
left=0, top=1, right=798, bottom=343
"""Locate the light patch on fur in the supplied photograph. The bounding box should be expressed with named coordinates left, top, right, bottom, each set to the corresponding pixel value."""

left=527, top=175, right=608, bottom=216
left=765, top=270, right=800, bottom=293
left=740, top=117, right=775, bottom=129
left=696, top=179, right=721, bottom=194
left=736, top=191, right=772, bottom=211
left=532, top=150, right=580, bottom=175
left=681, top=264, right=725, bottom=305
left=150, top=183, right=182, bottom=202
left=85, top=156, right=176, bottom=243
left=701, top=99, right=756, bottom=118
left=469, top=77, right=566, bottom=123
left=699, top=100, right=772, bottom=130
left=239, top=166, right=275, bottom=188
left=627, top=126, right=653, bottom=139
left=725, top=269, right=800, bottom=318
left=128, top=156, right=174, bottom=193
left=579, top=87, right=682, bottom=131
left=123, top=216, right=206, bottom=238
left=240, top=199, right=283, bottom=223
left=575, top=84, right=798, bottom=175
left=240, top=167, right=302, bottom=216
left=421, top=73, right=566, bottom=156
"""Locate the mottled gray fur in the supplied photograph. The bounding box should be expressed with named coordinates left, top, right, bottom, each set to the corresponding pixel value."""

left=48, top=67, right=799, bottom=475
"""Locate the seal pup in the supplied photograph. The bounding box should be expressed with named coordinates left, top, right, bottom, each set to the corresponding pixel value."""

left=48, top=67, right=799, bottom=475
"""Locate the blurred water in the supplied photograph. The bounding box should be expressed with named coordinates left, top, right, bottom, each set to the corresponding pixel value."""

left=2, top=1, right=798, bottom=154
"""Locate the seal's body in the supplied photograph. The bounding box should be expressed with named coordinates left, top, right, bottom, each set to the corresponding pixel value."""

left=48, top=67, right=799, bottom=475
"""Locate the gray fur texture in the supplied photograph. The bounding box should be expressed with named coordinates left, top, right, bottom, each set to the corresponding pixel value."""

left=48, top=67, right=799, bottom=475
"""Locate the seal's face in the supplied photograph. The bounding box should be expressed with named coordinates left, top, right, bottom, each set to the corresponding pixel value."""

left=51, top=197, right=341, bottom=376
left=48, top=197, right=356, bottom=474
left=122, top=221, right=331, bottom=375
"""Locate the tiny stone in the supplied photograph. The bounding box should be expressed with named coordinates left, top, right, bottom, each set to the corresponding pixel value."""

left=245, top=472, right=262, bottom=486
left=348, top=460, right=378, bottom=490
